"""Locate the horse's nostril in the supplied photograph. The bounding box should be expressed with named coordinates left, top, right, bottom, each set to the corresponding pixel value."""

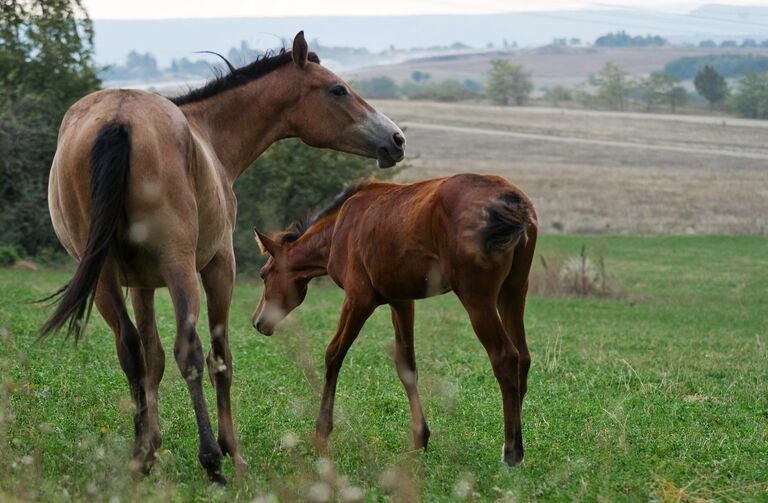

left=392, top=132, right=405, bottom=148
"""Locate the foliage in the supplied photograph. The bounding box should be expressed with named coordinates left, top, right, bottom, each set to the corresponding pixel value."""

left=410, top=70, right=431, bottom=82
left=101, top=51, right=160, bottom=80
left=486, top=60, right=533, bottom=106
left=637, top=72, right=688, bottom=113
left=590, top=62, right=634, bottom=111
left=543, top=85, right=572, bottom=106
left=233, top=139, right=402, bottom=272
left=594, top=31, right=666, bottom=47
left=728, top=72, right=768, bottom=119
left=694, top=65, right=729, bottom=108
left=349, top=76, right=399, bottom=99
left=399, top=79, right=477, bottom=102
left=0, top=0, right=101, bottom=257
left=664, top=54, right=768, bottom=80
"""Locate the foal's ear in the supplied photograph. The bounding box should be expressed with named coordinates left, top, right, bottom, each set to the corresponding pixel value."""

left=253, top=227, right=281, bottom=256
left=292, top=31, right=309, bottom=68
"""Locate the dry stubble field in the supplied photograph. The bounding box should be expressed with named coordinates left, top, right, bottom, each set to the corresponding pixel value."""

left=372, top=100, right=768, bottom=235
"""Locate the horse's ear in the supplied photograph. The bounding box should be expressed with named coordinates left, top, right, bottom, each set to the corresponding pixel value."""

left=292, top=31, right=308, bottom=68
left=253, top=227, right=281, bottom=256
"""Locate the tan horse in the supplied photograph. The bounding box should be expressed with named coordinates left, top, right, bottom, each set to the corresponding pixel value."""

left=41, top=32, right=405, bottom=483
left=252, top=174, right=537, bottom=466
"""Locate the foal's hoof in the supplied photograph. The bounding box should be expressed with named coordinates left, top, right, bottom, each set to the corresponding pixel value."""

left=233, top=454, right=250, bottom=473
left=502, top=445, right=524, bottom=467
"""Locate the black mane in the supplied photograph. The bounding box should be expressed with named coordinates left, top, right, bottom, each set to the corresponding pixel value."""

left=169, top=50, right=320, bottom=106
left=282, top=180, right=372, bottom=243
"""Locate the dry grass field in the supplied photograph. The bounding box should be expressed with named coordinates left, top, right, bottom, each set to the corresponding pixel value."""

left=372, top=100, right=768, bottom=235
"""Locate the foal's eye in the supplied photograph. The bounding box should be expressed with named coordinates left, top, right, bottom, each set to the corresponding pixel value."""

left=259, top=271, right=266, bottom=281
left=329, top=85, right=348, bottom=97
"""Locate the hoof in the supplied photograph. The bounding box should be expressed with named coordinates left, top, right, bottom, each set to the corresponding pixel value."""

left=502, top=444, right=524, bottom=467
left=233, top=454, right=250, bottom=473
left=209, top=471, right=227, bottom=485
left=414, top=422, right=431, bottom=452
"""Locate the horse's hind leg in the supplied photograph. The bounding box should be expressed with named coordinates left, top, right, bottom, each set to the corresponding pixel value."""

left=164, top=263, right=224, bottom=483
left=390, top=301, right=430, bottom=450
left=94, top=268, right=155, bottom=473
left=129, top=288, right=165, bottom=459
left=457, top=286, right=523, bottom=467
left=201, top=249, right=247, bottom=470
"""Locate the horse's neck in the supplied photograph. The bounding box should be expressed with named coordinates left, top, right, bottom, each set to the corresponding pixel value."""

left=180, top=73, right=294, bottom=185
left=288, top=219, right=335, bottom=277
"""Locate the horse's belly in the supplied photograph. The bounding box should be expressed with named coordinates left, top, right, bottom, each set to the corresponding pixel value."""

left=373, top=258, right=451, bottom=301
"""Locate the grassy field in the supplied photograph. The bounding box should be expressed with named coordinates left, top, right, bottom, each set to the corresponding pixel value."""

left=1, top=235, right=766, bottom=501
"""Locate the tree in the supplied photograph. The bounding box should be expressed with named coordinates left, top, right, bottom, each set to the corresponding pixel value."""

left=351, top=76, right=399, bottom=99
left=0, top=0, right=100, bottom=256
left=639, top=72, right=688, bottom=113
left=694, top=65, right=729, bottom=109
left=233, top=139, right=401, bottom=272
left=411, top=70, right=431, bottom=82
left=728, top=72, right=768, bottom=119
left=590, top=62, right=634, bottom=110
left=486, top=60, right=533, bottom=106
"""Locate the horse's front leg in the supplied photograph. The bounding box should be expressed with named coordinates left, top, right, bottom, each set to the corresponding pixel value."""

left=201, top=248, right=247, bottom=471
left=315, top=296, right=375, bottom=443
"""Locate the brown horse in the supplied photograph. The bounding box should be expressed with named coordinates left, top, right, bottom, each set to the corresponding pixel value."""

left=252, top=173, right=537, bottom=466
left=41, top=32, right=405, bottom=483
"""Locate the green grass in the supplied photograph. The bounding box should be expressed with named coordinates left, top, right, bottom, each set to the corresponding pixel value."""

left=1, top=235, right=767, bottom=502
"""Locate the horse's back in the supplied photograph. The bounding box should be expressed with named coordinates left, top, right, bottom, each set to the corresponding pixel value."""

left=48, top=89, right=215, bottom=286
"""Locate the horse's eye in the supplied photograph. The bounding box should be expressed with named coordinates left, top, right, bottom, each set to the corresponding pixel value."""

left=330, top=85, right=348, bottom=97
left=259, top=271, right=266, bottom=281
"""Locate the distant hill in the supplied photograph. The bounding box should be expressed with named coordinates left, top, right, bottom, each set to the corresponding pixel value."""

left=93, top=6, right=768, bottom=67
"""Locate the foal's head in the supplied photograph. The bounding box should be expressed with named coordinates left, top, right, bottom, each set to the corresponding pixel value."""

left=251, top=230, right=308, bottom=336
left=281, top=32, right=406, bottom=168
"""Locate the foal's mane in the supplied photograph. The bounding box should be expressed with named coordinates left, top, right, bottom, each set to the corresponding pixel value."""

left=281, top=180, right=372, bottom=244
left=169, top=50, right=321, bottom=106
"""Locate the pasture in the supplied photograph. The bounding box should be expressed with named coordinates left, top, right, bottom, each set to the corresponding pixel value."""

left=2, top=235, right=766, bottom=501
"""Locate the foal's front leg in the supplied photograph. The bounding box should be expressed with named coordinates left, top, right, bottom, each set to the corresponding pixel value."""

left=316, top=297, right=375, bottom=442
left=390, top=301, right=430, bottom=450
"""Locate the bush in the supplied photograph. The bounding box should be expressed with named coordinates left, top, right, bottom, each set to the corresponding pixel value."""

left=529, top=246, right=625, bottom=298
left=350, top=77, right=399, bottom=99
left=728, top=72, right=768, bottom=119
left=0, top=244, right=23, bottom=267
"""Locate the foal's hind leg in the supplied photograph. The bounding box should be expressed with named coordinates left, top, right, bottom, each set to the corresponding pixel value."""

left=497, top=230, right=536, bottom=413
left=164, top=263, right=224, bottom=483
left=390, top=301, right=430, bottom=450
left=94, top=269, right=155, bottom=473
left=201, top=249, right=247, bottom=470
left=129, top=288, right=165, bottom=459
left=457, top=288, right=524, bottom=467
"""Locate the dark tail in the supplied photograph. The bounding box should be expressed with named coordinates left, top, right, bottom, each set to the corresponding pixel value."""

left=480, top=191, right=532, bottom=253
left=39, top=122, right=131, bottom=342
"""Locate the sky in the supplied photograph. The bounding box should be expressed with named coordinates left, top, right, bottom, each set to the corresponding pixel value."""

left=83, top=0, right=768, bottom=19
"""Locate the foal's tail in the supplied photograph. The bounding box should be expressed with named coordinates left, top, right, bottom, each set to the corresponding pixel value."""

left=480, top=191, right=532, bottom=253
left=39, top=122, right=131, bottom=342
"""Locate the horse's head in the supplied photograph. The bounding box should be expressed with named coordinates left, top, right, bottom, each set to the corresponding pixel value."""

left=251, top=229, right=308, bottom=336
left=281, top=32, right=405, bottom=168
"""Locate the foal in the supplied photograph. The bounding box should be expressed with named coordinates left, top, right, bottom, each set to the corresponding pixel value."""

left=252, top=174, right=537, bottom=466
